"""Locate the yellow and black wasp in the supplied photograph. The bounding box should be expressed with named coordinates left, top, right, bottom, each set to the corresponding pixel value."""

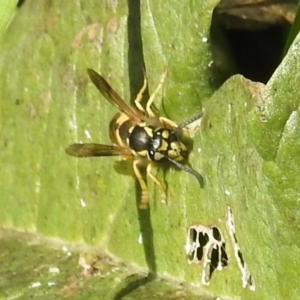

left=66, top=68, right=203, bottom=209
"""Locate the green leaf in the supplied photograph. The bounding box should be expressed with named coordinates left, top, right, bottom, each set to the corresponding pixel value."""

left=0, top=0, right=18, bottom=34
left=0, top=0, right=299, bottom=299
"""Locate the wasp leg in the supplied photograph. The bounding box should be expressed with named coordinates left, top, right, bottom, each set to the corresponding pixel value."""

left=159, top=116, right=178, bottom=129
left=134, top=72, right=148, bottom=114
left=146, top=162, right=167, bottom=205
left=133, top=159, right=149, bottom=209
left=146, top=68, right=168, bottom=117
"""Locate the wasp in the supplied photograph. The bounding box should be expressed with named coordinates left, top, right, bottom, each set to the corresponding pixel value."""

left=66, top=68, right=203, bottom=209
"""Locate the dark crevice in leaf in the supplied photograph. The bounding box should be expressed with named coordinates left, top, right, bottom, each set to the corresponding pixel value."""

left=127, top=0, right=149, bottom=106
left=210, top=0, right=296, bottom=83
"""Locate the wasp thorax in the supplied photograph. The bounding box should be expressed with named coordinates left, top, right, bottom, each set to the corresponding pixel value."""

left=128, top=125, right=154, bottom=157
left=148, top=128, right=187, bottom=162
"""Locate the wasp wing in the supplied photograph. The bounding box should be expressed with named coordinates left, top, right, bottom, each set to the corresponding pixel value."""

left=65, top=143, right=133, bottom=157
left=87, top=69, right=143, bottom=122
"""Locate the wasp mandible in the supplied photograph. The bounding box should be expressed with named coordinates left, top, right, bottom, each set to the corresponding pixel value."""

left=66, top=68, right=203, bottom=209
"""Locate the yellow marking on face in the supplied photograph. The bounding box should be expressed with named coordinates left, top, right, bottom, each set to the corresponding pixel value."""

left=168, top=150, right=184, bottom=161
left=171, top=142, right=180, bottom=149
left=181, top=143, right=187, bottom=151
left=162, top=130, right=169, bottom=139
left=176, top=156, right=184, bottom=161
left=159, top=139, right=169, bottom=151
left=168, top=149, right=178, bottom=159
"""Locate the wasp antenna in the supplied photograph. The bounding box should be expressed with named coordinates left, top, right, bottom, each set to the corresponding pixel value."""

left=178, top=112, right=204, bottom=129
left=166, top=157, right=204, bottom=188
